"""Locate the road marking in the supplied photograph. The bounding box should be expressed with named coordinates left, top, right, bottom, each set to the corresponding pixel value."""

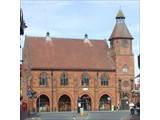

left=24, top=117, right=42, bottom=120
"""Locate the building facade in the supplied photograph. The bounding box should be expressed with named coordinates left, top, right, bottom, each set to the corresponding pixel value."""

left=21, top=10, right=134, bottom=112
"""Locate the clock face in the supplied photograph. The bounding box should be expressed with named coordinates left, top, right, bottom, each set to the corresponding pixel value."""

left=122, top=65, right=128, bottom=73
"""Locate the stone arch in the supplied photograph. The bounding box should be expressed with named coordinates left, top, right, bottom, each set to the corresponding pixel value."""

left=99, top=94, right=111, bottom=111
left=79, top=92, right=94, bottom=108
left=79, top=93, right=93, bottom=111
left=98, top=91, right=113, bottom=101
left=121, top=93, right=129, bottom=110
left=79, top=92, right=94, bottom=102
left=58, top=94, right=71, bottom=111
left=57, top=92, right=73, bottom=101
left=36, top=94, right=50, bottom=112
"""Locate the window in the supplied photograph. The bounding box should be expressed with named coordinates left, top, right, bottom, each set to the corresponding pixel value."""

left=122, top=65, right=128, bottom=73
left=101, top=73, right=109, bottom=86
left=39, top=72, right=48, bottom=86
left=60, top=72, right=68, bottom=86
left=81, top=72, right=89, bottom=86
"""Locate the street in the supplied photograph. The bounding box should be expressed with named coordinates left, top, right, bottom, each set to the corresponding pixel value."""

left=23, top=111, right=140, bottom=120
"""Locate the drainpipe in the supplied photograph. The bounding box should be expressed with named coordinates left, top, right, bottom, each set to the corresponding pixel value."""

left=51, top=71, right=53, bottom=112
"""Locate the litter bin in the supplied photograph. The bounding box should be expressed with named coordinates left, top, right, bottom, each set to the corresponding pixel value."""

left=80, top=107, right=84, bottom=116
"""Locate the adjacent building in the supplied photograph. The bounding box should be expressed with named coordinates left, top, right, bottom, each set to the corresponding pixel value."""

left=21, top=10, right=135, bottom=112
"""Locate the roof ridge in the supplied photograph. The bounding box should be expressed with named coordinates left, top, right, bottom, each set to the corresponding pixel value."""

left=25, top=35, right=105, bottom=41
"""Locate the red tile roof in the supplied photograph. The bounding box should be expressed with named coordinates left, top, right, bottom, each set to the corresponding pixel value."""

left=24, top=36, right=115, bottom=70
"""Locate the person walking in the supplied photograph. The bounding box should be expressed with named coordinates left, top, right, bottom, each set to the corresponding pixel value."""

left=129, top=102, right=135, bottom=116
left=117, top=104, right=120, bottom=111
left=135, top=102, right=140, bottom=116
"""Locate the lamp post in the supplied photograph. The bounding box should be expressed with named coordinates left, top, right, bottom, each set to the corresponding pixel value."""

left=77, top=97, right=81, bottom=113
left=39, top=96, right=41, bottom=112
left=107, top=97, right=111, bottom=111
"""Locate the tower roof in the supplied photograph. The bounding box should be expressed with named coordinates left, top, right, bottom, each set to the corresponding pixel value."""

left=109, top=10, right=133, bottom=41
left=116, top=9, right=125, bottom=19
left=109, top=23, right=133, bottom=40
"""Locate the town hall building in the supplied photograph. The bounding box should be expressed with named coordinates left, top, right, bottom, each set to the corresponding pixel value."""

left=21, top=10, right=135, bottom=112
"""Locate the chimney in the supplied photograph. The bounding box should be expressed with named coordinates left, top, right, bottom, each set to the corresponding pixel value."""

left=45, top=32, right=51, bottom=41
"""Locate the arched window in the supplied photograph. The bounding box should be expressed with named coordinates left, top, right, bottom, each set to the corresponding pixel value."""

left=39, top=72, right=48, bottom=86
left=81, top=72, right=89, bottom=86
left=101, top=73, right=109, bottom=86
left=60, top=72, right=68, bottom=86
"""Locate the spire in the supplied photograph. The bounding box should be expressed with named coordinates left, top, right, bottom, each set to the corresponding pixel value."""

left=116, top=9, right=125, bottom=19
left=109, top=9, right=133, bottom=41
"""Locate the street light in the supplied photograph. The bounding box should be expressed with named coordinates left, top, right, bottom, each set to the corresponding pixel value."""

left=107, top=97, right=111, bottom=111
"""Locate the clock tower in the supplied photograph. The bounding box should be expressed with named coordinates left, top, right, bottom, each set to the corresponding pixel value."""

left=109, top=9, right=135, bottom=109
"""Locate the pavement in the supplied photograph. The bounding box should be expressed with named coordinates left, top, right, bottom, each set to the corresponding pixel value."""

left=127, top=115, right=140, bottom=120
left=21, top=111, right=140, bottom=120
left=21, top=112, right=28, bottom=120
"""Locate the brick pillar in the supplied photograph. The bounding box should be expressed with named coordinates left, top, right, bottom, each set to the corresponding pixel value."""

left=94, top=72, right=99, bottom=111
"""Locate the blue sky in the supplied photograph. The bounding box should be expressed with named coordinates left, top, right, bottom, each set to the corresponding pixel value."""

left=21, top=0, right=140, bottom=75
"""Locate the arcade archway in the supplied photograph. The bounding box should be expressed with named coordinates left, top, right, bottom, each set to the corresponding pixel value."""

left=99, top=94, right=111, bottom=111
left=80, top=94, right=92, bottom=111
left=36, top=94, right=50, bottom=112
left=58, top=95, right=71, bottom=111
left=121, top=96, right=129, bottom=110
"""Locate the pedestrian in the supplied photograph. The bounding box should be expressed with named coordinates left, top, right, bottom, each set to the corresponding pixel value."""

left=117, top=104, right=120, bottom=110
left=135, top=102, right=140, bottom=116
left=129, top=102, right=135, bottom=115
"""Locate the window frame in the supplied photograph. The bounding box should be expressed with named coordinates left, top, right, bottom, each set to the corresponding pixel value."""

left=81, top=72, right=89, bottom=86
left=101, top=73, right=109, bottom=86
left=39, top=72, right=48, bottom=86
left=60, top=72, right=68, bottom=86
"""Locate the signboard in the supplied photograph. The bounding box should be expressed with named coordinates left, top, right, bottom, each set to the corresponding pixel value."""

left=83, top=88, right=88, bottom=91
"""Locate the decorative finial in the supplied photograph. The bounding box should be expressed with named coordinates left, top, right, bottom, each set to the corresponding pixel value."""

left=83, top=33, right=92, bottom=46
left=84, top=33, right=88, bottom=39
left=116, top=9, right=125, bottom=19
left=45, top=32, right=51, bottom=41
